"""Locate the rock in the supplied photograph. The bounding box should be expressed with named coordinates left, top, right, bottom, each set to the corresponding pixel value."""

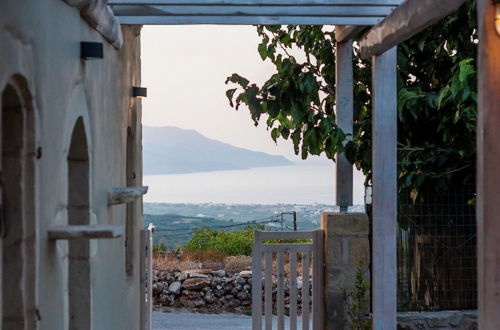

left=237, top=291, right=251, bottom=300
left=231, top=287, right=240, bottom=296
left=175, top=272, right=187, bottom=281
left=189, top=273, right=209, bottom=279
left=152, top=283, right=160, bottom=295
left=224, top=294, right=234, bottom=301
left=168, top=281, right=182, bottom=295
left=243, top=284, right=251, bottom=291
left=183, top=269, right=212, bottom=276
left=165, top=274, right=175, bottom=283
left=212, top=270, right=226, bottom=277
left=160, top=293, right=175, bottom=306
left=204, top=290, right=216, bottom=304
left=182, top=278, right=211, bottom=291
left=214, top=289, right=225, bottom=298
left=239, top=271, right=252, bottom=278
left=237, top=277, right=247, bottom=285
left=229, top=299, right=241, bottom=307
left=156, top=282, right=167, bottom=295
left=179, top=296, right=205, bottom=308
left=182, top=290, right=202, bottom=299
left=241, top=300, right=251, bottom=306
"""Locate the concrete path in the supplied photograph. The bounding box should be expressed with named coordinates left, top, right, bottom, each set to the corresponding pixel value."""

left=153, top=311, right=310, bottom=329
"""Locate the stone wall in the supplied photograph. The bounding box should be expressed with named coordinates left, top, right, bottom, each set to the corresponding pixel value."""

left=397, top=311, right=477, bottom=329
left=321, top=212, right=370, bottom=329
left=153, top=269, right=312, bottom=314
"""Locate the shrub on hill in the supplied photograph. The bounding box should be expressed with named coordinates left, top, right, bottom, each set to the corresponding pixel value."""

left=185, top=225, right=260, bottom=256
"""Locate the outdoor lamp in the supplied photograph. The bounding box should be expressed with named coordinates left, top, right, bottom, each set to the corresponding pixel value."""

left=494, top=0, right=500, bottom=36
left=132, top=87, right=147, bottom=98
left=80, top=42, right=103, bottom=60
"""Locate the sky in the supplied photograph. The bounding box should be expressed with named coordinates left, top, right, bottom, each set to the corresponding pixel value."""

left=140, top=25, right=328, bottom=163
left=140, top=25, right=366, bottom=203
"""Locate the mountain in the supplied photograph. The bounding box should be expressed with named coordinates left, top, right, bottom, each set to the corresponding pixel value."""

left=143, top=126, right=294, bottom=175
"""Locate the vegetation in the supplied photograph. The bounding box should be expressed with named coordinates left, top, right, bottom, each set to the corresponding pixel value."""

left=184, top=225, right=263, bottom=256
left=226, top=1, right=477, bottom=201
left=342, top=261, right=371, bottom=330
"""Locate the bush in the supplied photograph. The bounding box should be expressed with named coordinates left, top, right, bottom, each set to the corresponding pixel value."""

left=185, top=225, right=264, bottom=256
left=153, top=242, right=167, bottom=253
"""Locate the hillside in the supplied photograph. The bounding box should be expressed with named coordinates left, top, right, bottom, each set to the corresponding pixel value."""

left=143, top=126, right=294, bottom=175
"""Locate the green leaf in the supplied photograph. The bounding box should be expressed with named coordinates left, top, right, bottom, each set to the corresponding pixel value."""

left=225, top=88, right=237, bottom=107
left=258, top=42, right=268, bottom=60
left=271, top=128, right=279, bottom=142
left=226, top=73, right=249, bottom=88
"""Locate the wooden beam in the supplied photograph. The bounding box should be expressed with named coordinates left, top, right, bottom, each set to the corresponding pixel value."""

left=359, top=0, right=467, bottom=59
left=335, top=25, right=366, bottom=42
left=109, top=0, right=403, bottom=5
left=477, top=0, right=500, bottom=327
left=109, top=0, right=404, bottom=25
left=335, top=39, right=354, bottom=211
left=48, top=225, right=123, bottom=240
left=112, top=4, right=395, bottom=16
left=371, top=47, right=397, bottom=329
left=108, top=186, right=148, bottom=205
left=116, top=15, right=385, bottom=25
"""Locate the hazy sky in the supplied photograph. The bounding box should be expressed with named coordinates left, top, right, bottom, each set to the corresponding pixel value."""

left=141, top=25, right=328, bottom=163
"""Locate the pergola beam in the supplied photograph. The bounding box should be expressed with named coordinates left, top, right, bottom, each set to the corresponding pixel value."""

left=109, top=0, right=402, bottom=5
left=109, top=0, right=403, bottom=25
left=115, top=15, right=384, bottom=25
left=335, top=25, right=366, bottom=42
left=359, top=0, right=467, bottom=59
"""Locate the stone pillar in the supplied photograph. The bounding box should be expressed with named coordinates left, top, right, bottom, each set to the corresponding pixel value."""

left=321, top=212, right=370, bottom=330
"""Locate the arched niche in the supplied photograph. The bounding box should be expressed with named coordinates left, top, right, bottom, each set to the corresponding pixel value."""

left=1, top=76, right=37, bottom=330
left=67, top=117, right=91, bottom=330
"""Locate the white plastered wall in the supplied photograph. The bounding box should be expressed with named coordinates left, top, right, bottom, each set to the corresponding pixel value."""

left=0, top=1, right=143, bottom=329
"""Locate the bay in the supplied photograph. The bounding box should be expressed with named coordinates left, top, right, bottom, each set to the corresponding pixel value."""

left=143, top=164, right=365, bottom=205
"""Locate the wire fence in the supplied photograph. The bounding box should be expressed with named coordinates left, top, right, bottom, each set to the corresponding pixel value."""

left=396, top=186, right=477, bottom=311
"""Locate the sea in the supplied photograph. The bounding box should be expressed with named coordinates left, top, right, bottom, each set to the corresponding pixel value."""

left=143, top=163, right=366, bottom=205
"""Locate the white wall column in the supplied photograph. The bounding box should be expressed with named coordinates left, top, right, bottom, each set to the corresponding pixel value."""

left=477, top=0, right=500, bottom=327
left=335, top=39, right=353, bottom=211
left=371, top=47, right=397, bottom=330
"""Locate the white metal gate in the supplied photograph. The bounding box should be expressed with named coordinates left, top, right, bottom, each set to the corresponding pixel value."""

left=252, top=230, right=324, bottom=330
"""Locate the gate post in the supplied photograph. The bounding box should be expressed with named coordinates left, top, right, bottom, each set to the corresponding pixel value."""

left=321, top=212, right=370, bottom=329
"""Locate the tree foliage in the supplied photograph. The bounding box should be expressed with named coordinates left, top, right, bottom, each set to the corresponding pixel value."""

left=226, top=1, right=477, bottom=200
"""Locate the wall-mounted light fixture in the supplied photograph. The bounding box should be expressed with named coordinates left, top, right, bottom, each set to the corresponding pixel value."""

left=494, top=0, right=500, bottom=36
left=81, top=42, right=103, bottom=60
left=132, top=87, right=147, bottom=98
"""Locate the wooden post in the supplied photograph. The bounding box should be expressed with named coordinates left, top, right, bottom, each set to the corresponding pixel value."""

left=477, top=0, right=500, bottom=327
left=371, top=47, right=397, bottom=330
left=335, top=39, right=354, bottom=212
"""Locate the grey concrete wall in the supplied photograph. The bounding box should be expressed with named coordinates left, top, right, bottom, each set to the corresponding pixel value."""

left=0, top=1, right=143, bottom=329
left=321, top=212, right=370, bottom=330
